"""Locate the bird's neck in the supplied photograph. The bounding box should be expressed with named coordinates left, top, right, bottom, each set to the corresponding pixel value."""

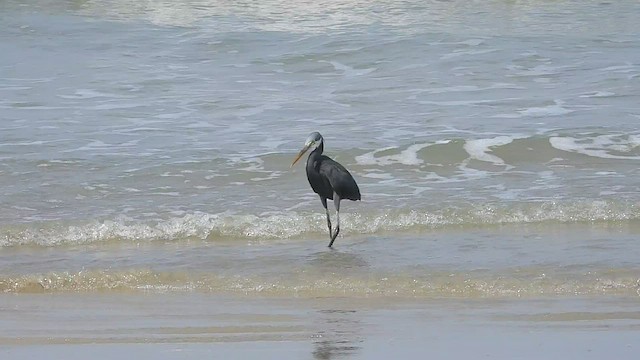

left=306, top=141, right=323, bottom=166
left=315, top=140, right=324, bottom=155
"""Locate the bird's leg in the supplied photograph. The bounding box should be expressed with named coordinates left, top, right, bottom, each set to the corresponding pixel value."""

left=328, top=195, right=341, bottom=247
left=320, top=197, right=332, bottom=238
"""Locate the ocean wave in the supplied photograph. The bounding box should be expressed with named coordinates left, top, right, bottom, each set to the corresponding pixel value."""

left=351, top=132, right=640, bottom=169
left=2, top=200, right=639, bottom=247
left=2, top=267, right=638, bottom=298
left=549, top=134, right=640, bottom=160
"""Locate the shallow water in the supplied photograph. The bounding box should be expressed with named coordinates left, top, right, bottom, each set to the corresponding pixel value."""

left=1, top=223, right=639, bottom=299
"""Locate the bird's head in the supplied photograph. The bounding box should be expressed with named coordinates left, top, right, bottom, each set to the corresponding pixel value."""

left=291, top=132, right=323, bottom=167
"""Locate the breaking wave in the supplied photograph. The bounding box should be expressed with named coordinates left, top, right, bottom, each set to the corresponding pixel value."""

left=1, top=267, right=638, bottom=298
left=2, top=199, right=639, bottom=247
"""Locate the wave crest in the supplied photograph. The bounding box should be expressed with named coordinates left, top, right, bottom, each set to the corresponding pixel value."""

left=1, top=200, right=638, bottom=247
left=2, top=268, right=638, bottom=298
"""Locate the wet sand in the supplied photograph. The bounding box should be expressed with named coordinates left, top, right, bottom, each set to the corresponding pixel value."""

left=2, top=293, right=639, bottom=359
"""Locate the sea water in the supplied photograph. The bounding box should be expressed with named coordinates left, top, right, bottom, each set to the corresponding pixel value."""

left=1, top=0, right=640, bottom=299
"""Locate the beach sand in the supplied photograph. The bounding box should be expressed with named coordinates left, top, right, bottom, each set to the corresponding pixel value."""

left=2, top=293, right=639, bottom=359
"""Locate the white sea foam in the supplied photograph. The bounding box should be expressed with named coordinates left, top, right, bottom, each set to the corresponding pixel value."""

left=237, top=157, right=265, bottom=172
left=518, top=100, right=573, bottom=117
left=360, top=171, right=394, bottom=180
left=250, top=171, right=283, bottom=181
left=549, top=135, right=640, bottom=160
left=4, top=265, right=640, bottom=297
left=600, top=64, right=636, bottom=73
left=462, top=136, right=517, bottom=165
left=355, top=142, right=440, bottom=166
left=579, top=91, right=616, bottom=98
left=459, top=39, right=485, bottom=46
left=2, top=200, right=639, bottom=247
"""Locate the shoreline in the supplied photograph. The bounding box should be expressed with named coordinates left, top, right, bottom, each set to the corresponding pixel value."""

left=2, top=293, right=639, bottom=359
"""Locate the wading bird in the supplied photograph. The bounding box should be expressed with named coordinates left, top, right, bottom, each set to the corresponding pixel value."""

left=291, top=132, right=361, bottom=247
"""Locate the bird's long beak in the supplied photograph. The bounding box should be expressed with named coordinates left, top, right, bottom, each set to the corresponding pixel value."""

left=291, top=144, right=311, bottom=168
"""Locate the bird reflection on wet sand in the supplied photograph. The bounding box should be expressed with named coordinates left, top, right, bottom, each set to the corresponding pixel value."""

left=312, top=309, right=363, bottom=359
left=304, top=251, right=366, bottom=359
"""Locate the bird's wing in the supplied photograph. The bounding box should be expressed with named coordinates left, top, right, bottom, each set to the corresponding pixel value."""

left=318, top=157, right=361, bottom=201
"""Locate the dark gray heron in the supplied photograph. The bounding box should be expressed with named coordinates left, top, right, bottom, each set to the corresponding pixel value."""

left=291, top=132, right=361, bottom=247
